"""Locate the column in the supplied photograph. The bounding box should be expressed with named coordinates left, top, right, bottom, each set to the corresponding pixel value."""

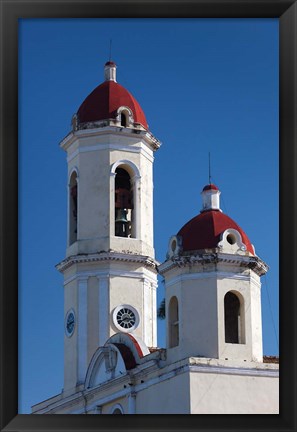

left=78, top=277, right=88, bottom=384
left=98, top=276, right=109, bottom=346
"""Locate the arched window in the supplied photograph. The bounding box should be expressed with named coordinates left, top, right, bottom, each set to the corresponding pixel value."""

left=110, top=403, right=124, bottom=414
left=115, top=167, right=134, bottom=238
left=121, top=112, right=127, bottom=127
left=168, top=296, right=179, bottom=348
left=224, top=291, right=245, bottom=344
left=112, top=408, right=123, bottom=414
left=69, top=171, right=78, bottom=245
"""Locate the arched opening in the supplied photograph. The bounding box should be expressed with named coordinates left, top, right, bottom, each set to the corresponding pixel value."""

left=112, top=408, right=123, bottom=414
left=168, top=296, right=179, bottom=348
left=115, top=167, right=134, bottom=238
left=224, top=291, right=244, bottom=344
left=69, top=171, right=78, bottom=245
left=121, top=112, right=128, bottom=127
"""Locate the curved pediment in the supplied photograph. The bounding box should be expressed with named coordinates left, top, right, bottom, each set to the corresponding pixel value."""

left=84, top=333, right=150, bottom=389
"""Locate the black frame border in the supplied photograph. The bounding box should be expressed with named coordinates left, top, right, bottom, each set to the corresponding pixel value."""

left=1, top=1, right=296, bottom=431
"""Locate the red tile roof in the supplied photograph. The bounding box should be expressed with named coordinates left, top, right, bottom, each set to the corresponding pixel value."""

left=77, top=80, right=148, bottom=128
left=178, top=210, right=254, bottom=255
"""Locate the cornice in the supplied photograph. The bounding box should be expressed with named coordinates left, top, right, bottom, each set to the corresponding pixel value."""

left=158, top=250, right=268, bottom=277
left=56, top=251, right=159, bottom=273
left=59, top=125, right=161, bottom=152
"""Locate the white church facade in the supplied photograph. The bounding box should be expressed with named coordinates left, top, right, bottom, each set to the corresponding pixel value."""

left=32, top=61, right=279, bottom=415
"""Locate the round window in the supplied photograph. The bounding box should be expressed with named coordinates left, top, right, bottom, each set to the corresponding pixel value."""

left=112, top=305, right=139, bottom=332
left=227, top=233, right=236, bottom=245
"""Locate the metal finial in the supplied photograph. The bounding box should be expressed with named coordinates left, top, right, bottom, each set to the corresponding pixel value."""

left=109, top=39, right=112, bottom=61
left=208, top=152, right=211, bottom=184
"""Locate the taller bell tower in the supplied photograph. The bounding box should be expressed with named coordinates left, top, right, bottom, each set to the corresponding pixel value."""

left=57, top=61, right=161, bottom=394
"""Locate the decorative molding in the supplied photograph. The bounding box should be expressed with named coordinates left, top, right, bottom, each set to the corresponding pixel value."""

left=63, top=268, right=157, bottom=287
left=33, top=353, right=278, bottom=414
left=60, top=125, right=161, bottom=153
left=188, top=364, right=279, bottom=378
left=56, top=251, right=159, bottom=273
left=110, top=158, right=141, bottom=178
left=159, top=251, right=268, bottom=277
left=165, top=270, right=261, bottom=289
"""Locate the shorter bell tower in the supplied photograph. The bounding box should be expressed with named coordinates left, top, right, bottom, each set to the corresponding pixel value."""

left=159, top=184, right=268, bottom=364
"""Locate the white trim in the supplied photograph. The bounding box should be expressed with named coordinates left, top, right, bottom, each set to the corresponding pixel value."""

left=57, top=252, right=159, bottom=273
left=110, top=159, right=141, bottom=178
left=69, top=388, right=130, bottom=414
left=110, top=403, right=124, bottom=414
left=159, top=253, right=268, bottom=277
left=34, top=357, right=278, bottom=414
left=116, top=106, right=134, bottom=126
left=78, top=278, right=88, bottom=384
left=143, top=279, right=151, bottom=345
left=112, top=304, right=140, bottom=333
left=188, top=364, right=279, bottom=378
left=60, top=127, right=161, bottom=153
left=131, top=174, right=141, bottom=239
left=68, top=166, right=79, bottom=183
left=67, top=143, right=154, bottom=164
left=165, top=271, right=261, bottom=289
left=63, top=268, right=157, bottom=287
left=98, top=277, right=109, bottom=346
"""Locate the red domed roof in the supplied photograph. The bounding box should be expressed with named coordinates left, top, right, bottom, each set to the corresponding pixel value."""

left=77, top=80, right=148, bottom=128
left=177, top=210, right=254, bottom=254
left=203, top=183, right=219, bottom=191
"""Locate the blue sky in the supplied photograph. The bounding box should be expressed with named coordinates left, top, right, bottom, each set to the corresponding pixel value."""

left=19, top=18, right=279, bottom=414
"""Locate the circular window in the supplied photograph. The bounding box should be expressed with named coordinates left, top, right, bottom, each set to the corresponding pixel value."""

left=227, top=234, right=236, bottom=245
left=113, top=305, right=139, bottom=332
left=65, top=309, right=76, bottom=337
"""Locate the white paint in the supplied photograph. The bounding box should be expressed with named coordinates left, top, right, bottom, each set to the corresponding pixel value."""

left=128, top=392, right=136, bottom=414
left=104, top=62, right=117, bottom=82
left=67, top=143, right=154, bottom=165
left=109, top=403, right=124, bottom=414
left=131, top=174, right=141, bottom=238
left=63, top=268, right=157, bottom=287
left=78, top=278, right=88, bottom=384
left=218, top=228, right=247, bottom=254
left=33, top=351, right=278, bottom=414
left=98, top=277, right=109, bottom=347
left=110, top=158, right=141, bottom=178
left=165, top=270, right=261, bottom=289
left=201, top=187, right=221, bottom=211
left=162, top=255, right=266, bottom=363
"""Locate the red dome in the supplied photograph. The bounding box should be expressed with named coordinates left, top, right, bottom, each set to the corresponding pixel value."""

left=77, top=80, right=148, bottom=128
left=203, top=183, right=219, bottom=191
left=177, top=210, right=254, bottom=255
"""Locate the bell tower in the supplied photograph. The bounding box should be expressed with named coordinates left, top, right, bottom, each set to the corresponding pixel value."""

left=159, top=184, right=268, bottom=365
left=57, top=61, right=161, bottom=395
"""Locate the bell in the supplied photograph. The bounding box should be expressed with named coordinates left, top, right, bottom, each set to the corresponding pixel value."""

left=115, top=209, right=129, bottom=237
left=115, top=209, right=128, bottom=223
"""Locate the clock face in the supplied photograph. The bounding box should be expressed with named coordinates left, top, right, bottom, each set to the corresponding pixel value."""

left=65, top=310, right=75, bottom=337
left=112, top=304, right=139, bottom=333
left=116, top=307, right=136, bottom=329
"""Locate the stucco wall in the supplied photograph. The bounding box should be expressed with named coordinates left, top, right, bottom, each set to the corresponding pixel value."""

left=189, top=370, right=279, bottom=414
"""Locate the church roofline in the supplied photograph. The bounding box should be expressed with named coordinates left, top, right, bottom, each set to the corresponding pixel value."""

left=158, top=250, right=268, bottom=277
left=56, top=251, right=159, bottom=273
left=32, top=353, right=278, bottom=414
left=59, top=125, right=161, bottom=152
